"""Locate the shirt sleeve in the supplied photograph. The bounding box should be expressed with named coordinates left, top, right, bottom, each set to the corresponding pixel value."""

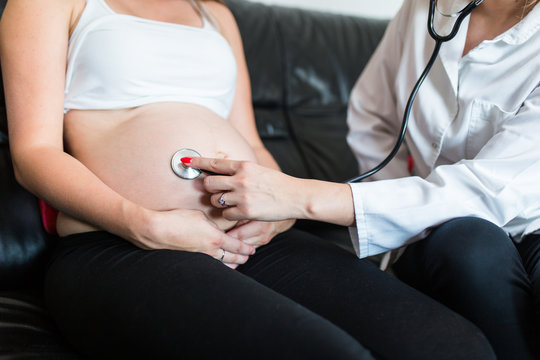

left=346, top=0, right=413, bottom=182
left=349, top=85, right=540, bottom=258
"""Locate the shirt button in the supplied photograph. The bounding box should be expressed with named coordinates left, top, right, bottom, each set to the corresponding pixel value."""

left=431, top=142, right=438, bottom=149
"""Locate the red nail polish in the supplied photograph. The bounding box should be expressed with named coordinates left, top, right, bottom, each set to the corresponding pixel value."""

left=181, top=157, right=192, bottom=165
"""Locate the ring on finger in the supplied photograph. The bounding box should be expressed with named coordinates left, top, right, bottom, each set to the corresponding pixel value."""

left=219, top=249, right=226, bottom=262
left=219, top=193, right=228, bottom=207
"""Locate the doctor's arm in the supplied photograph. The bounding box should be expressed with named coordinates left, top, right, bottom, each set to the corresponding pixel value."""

left=188, top=85, right=540, bottom=258
left=185, top=156, right=355, bottom=227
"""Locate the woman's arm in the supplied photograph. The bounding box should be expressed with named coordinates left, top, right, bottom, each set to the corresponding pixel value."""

left=189, top=85, right=540, bottom=258
left=184, top=157, right=355, bottom=227
left=0, top=0, right=254, bottom=263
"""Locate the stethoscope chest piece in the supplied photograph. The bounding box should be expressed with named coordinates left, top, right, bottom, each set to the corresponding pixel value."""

left=171, top=148, right=202, bottom=180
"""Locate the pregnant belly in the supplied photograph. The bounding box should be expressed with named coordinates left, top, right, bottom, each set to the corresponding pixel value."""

left=57, top=103, right=257, bottom=235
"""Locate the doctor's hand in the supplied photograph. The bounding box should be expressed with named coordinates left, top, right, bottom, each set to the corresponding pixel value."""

left=184, top=157, right=306, bottom=222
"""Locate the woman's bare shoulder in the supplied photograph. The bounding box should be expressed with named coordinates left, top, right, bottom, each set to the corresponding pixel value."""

left=202, top=1, right=238, bottom=31
left=0, top=0, right=85, bottom=32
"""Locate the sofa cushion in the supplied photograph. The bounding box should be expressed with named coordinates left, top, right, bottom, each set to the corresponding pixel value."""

left=0, top=290, right=80, bottom=359
left=0, top=60, right=50, bottom=291
left=227, top=0, right=388, bottom=182
left=0, top=146, right=50, bottom=291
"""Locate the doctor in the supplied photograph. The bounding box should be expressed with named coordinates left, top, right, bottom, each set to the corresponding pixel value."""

left=186, top=0, right=540, bottom=358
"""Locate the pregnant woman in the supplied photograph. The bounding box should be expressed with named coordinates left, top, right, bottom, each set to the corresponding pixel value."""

left=0, top=0, right=495, bottom=358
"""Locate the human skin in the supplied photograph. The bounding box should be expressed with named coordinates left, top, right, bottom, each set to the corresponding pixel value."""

left=0, top=0, right=293, bottom=267
left=185, top=156, right=355, bottom=226
left=186, top=0, right=535, bottom=231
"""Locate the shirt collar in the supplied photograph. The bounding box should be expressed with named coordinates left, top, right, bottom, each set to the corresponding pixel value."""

left=438, top=4, right=540, bottom=91
left=495, top=4, right=540, bottom=45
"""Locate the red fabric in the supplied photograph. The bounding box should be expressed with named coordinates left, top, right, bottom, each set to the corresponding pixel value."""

left=38, top=199, right=58, bottom=235
left=407, top=155, right=414, bottom=174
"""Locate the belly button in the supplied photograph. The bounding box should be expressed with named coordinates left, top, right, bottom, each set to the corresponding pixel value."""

left=216, top=151, right=229, bottom=159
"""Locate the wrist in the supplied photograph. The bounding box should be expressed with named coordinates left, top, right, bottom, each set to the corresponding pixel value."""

left=284, top=176, right=313, bottom=220
left=121, top=201, right=156, bottom=248
left=301, top=180, right=355, bottom=226
left=300, top=179, right=323, bottom=220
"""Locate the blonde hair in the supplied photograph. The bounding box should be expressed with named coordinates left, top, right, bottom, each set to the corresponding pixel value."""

left=190, top=0, right=225, bottom=29
left=524, top=0, right=539, bottom=10
left=520, top=0, right=538, bottom=18
left=197, top=0, right=225, bottom=4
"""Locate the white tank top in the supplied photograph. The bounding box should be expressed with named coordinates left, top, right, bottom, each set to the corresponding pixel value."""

left=64, top=0, right=237, bottom=119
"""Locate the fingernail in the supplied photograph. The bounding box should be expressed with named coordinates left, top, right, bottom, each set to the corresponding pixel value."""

left=181, top=157, right=192, bottom=165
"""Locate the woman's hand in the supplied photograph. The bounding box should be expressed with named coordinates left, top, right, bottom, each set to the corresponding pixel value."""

left=227, top=219, right=295, bottom=248
left=185, top=158, right=305, bottom=222
left=137, top=208, right=255, bottom=269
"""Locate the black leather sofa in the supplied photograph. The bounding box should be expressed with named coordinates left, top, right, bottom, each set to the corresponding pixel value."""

left=0, top=0, right=387, bottom=357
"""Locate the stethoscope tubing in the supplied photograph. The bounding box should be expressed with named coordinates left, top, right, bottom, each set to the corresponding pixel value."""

left=429, top=0, right=483, bottom=42
left=345, top=0, right=482, bottom=184
left=346, top=39, right=443, bottom=183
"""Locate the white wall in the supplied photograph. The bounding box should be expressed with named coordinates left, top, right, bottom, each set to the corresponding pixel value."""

left=245, top=0, right=404, bottom=19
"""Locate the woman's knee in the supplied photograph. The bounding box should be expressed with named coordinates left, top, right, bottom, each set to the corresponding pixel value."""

left=419, top=217, right=514, bottom=273
left=395, top=216, right=522, bottom=297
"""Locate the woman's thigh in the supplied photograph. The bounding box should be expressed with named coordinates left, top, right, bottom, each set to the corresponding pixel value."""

left=45, top=232, right=371, bottom=360
left=239, top=228, right=495, bottom=360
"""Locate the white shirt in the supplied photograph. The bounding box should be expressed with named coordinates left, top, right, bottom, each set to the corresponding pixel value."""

left=347, top=0, right=540, bottom=259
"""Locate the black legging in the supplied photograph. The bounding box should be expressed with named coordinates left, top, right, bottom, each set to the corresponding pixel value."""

left=45, top=228, right=494, bottom=359
left=394, top=217, right=540, bottom=360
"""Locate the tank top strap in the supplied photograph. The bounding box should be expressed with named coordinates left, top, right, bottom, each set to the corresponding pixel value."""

left=189, top=0, right=221, bottom=31
left=70, top=0, right=111, bottom=43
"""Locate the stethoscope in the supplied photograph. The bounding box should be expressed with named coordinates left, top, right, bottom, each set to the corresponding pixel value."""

left=345, top=0, right=484, bottom=183
left=171, top=148, right=221, bottom=179
left=170, top=0, right=485, bottom=182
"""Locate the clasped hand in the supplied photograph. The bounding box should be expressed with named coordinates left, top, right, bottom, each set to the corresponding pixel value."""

left=148, top=158, right=297, bottom=267
left=143, top=208, right=255, bottom=269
